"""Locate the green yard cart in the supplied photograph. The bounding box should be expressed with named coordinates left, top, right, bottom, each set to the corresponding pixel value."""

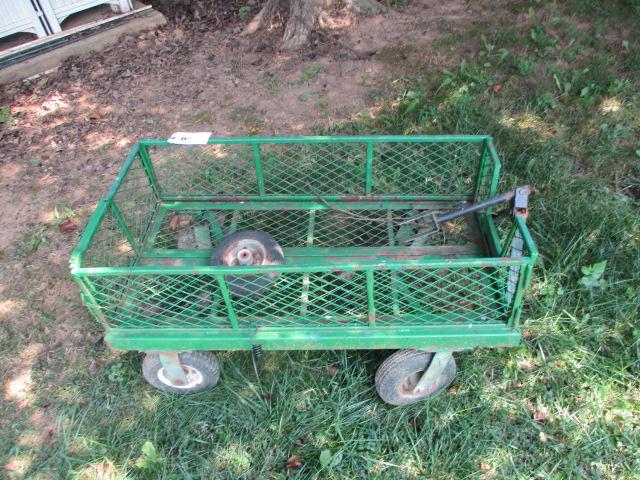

left=70, top=135, right=537, bottom=405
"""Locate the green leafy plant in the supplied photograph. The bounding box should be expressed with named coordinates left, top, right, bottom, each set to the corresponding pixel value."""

left=15, top=224, right=48, bottom=257
left=529, top=25, right=557, bottom=51
left=53, top=205, right=76, bottom=226
left=0, top=105, right=16, bottom=127
left=441, top=59, right=493, bottom=90
left=107, top=362, right=128, bottom=383
left=578, top=260, right=607, bottom=289
left=534, top=91, right=557, bottom=112
left=516, top=57, right=534, bottom=76
left=319, top=449, right=343, bottom=469
left=135, top=441, right=164, bottom=470
left=298, top=91, right=325, bottom=102
left=239, top=5, right=251, bottom=21
left=300, top=63, right=322, bottom=84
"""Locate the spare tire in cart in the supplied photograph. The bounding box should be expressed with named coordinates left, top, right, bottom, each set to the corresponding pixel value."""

left=210, top=230, right=284, bottom=296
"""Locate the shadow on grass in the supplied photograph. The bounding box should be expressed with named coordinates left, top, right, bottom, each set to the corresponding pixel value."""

left=3, top=77, right=639, bottom=478
left=7, top=336, right=638, bottom=478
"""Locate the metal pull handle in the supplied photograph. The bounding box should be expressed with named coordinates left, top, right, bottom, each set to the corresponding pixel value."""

left=434, top=189, right=517, bottom=225
left=402, top=186, right=531, bottom=244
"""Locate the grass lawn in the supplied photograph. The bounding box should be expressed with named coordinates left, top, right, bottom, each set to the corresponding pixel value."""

left=1, top=0, right=639, bottom=478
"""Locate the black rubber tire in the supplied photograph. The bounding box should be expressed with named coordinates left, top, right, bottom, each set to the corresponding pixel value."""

left=375, top=350, right=456, bottom=406
left=210, top=230, right=284, bottom=296
left=142, top=351, right=220, bottom=394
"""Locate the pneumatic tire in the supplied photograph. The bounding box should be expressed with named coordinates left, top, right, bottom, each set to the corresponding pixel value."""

left=375, top=350, right=456, bottom=406
left=142, top=351, right=220, bottom=394
left=210, top=230, right=284, bottom=296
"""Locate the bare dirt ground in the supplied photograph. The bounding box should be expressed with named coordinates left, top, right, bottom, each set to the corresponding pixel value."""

left=0, top=0, right=475, bottom=453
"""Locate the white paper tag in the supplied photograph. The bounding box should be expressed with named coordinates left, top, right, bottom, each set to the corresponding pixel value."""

left=167, top=131, right=211, bottom=145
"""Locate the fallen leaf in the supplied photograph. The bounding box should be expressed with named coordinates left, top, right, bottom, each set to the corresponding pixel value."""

left=88, top=111, right=101, bottom=121
left=169, top=213, right=179, bottom=231
left=294, top=438, right=304, bottom=446
left=249, top=126, right=260, bottom=135
left=478, top=463, right=491, bottom=471
left=338, top=271, right=354, bottom=281
left=176, top=215, right=193, bottom=229
left=493, top=84, right=502, bottom=93
left=326, top=365, right=338, bottom=376
left=285, top=454, right=302, bottom=469
left=448, top=386, right=458, bottom=395
left=442, top=221, right=456, bottom=232
left=261, top=392, right=272, bottom=401
left=539, top=431, right=548, bottom=443
left=533, top=409, right=549, bottom=422
left=59, top=219, right=77, bottom=233
left=518, top=358, right=535, bottom=371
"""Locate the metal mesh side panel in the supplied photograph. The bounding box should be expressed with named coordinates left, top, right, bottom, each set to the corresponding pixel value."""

left=145, top=140, right=485, bottom=198
left=150, top=208, right=473, bottom=250
left=83, top=154, right=157, bottom=267
left=372, top=142, right=480, bottom=195
left=230, top=271, right=369, bottom=327
left=260, top=143, right=366, bottom=195
left=373, top=267, right=512, bottom=325
left=87, top=274, right=230, bottom=328
left=112, top=155, right=157, bottom=245
left=148, top=144, right=257, bottom=197
left=475, top=143, right=498, bottom=201
left=84, top=266, right=513, bottom=329
left=82, top=209, right=136, bottom=267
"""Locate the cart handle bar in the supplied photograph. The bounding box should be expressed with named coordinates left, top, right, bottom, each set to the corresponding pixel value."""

left=402, top=186, right=531, bottom=244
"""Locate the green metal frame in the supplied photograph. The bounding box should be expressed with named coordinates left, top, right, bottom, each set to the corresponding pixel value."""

left=70, top=136, right=538, bottom=353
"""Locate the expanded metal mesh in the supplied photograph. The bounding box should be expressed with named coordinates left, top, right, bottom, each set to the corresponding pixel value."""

left=150, top=143, right=259, bottom=197
left=83, top=154, right=158, bottom=267
left=261, top=143, right=366, bottom=195
left=88, top=274, right=228, bottom=328
left=150, top=208, right=471, bottom=250
left=84, top=266, right=514, bottom=329
left=373, top=267, right=511, bottom=325
left=113, top=154, right=157, bottom=243
left=372, top=142, right=479, bottom=195
left=82, top=208, right=137, bottom=267
left=475, top=145, right=499, bottom=202
left=146, top=140, right=483, bottom=198
left=75, top=138, right=532, bottom=332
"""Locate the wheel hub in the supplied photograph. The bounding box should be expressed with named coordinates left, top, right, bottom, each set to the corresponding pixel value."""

left=222, top=238, right=266, bottom=267
left=157, top=365, right=203, bottom=389
left=400, top=371, right=422, bottom=395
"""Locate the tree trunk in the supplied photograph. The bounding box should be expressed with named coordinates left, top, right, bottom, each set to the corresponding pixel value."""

left=244, top=0, right=387, bottom=48
left=282, top=0, right=324, bottom=50
left=243, top=0, right=280, bottom=35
